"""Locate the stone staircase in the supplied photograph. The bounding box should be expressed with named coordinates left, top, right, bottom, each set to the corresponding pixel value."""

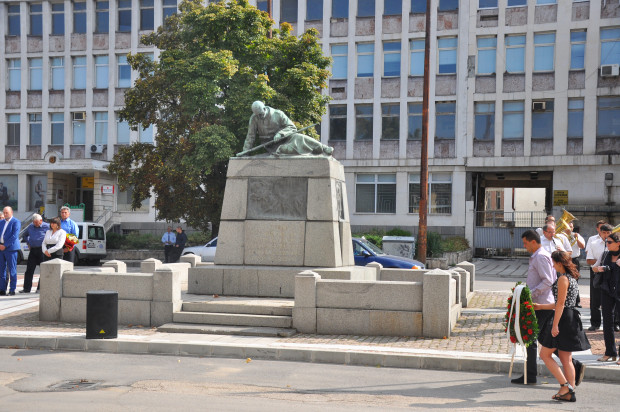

left=158, top=295, right=297, bottom=337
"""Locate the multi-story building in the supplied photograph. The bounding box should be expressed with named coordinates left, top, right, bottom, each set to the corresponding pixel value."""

left=1, top=0, right=619, bottom=247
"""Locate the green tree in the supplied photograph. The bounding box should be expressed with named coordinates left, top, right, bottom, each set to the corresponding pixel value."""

left=108, top=0, right=331, bottom=234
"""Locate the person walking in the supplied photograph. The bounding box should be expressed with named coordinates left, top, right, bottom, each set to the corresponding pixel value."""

left=19, top=214, right=49, bottom=294
left=59, top=206, right=79, bottom=263
left=534, top=251, right=590, bottom=402
left=0, top=207, right=21, bottom=296
left=42, top=217, right=66, bottom=261
left=171, top=226, right=187, bottom=263
left=592, top=232, right=620, bottom=364
left=586, top=222, right=613, bottom=331
left=161, top=226, right=176, bottom=263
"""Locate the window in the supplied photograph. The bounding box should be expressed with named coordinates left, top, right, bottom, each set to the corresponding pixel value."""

left=51, top=3, right=65, bottom=35
left=411, top=0, right=426, bottom=13
left=96, top=1, right=109, bottom=33
left=329, top=105, right=347, bottom=140
left=384, top=0, right=401, bottom=15
left=383, top=41, right=401, bottom=77
left=534, top=32, right=555, bottom=72
left=30, top=4, right=43, bottom=36
left=73, top=56, right=86, bottom=89
left=257, top=0, right=268, bottom=12
left=474, top=102, right=495, bottom=141
left=438, top=0, right=458, bottom=11
left=29, top=58, right=42, bottom=91
left=118, top=186, right=149, bottom=211
left=73, top=113, right=85, bottom=144
left=281, top=0, right=298, bottom=22
left=7, top=115, right=20, bottom=146
left=95, top=55, right=109, bottom=88
left=477, top=37, right=496, bottom=75
left=73, top=1, right=87, bottom=33
left=118, top=0, right=131, bottom=32
left=51, top=57, right=65, bottom=90
left=409, top=39, right=424, bottom=76
left=435, top=102, right=455, bottom=139
left=331, top=44, right=347, bottom=79
left=306, top=0, right=323, bottom=20
left=94, top=112, right=108, bottom=144
left=8, top=4, right=20, bottom=36
left=531, top=100, right=553, bottom=139
left=50, top=113, right=64, bottom=145
left=407, top=103, right=422, bottom=140
left=356, top=174, right=396, bottom=213
left=505, top=35, right=525, bottom=73
left=332, top=0, right=348, bottom=18
left=503, top=101, right=524, bottom=139
left=597, top=97, right=620, bottom=138
left=536, top=0, right=556, bottom=4
left=382, top=103, right=399, bottom=140
left=601, top=28, right=620, bottom=65
left=357, top=43, right=374, bottom=77
left=570, top=31, right=586, bottom=70
left=8, top=59, right=21, bottom=91
left=117, top=55, right=131, bottom=88
left=163, top=0, right=177, bottom=21
left=358, top=0, right=374, bottom=17
left=438, top=37, right=457, bottom=74
left=479, top=0, right=498, bottom=7
left=409, top=173, right=452, bottom=214
left=29, top=113, right=42, bottom=145
left=567, top=99, right=584, bottom=139
left=117, top=113, right=130, bottom=144
left=507, top=0, right=526, bottom=5
left=355, top=105, right=373, bottom=140
left=140, top=0, right=154, bottom=30
left=140, top=124, right=153, bottom=143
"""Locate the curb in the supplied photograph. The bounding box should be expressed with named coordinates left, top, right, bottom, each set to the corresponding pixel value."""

left=1, top=333, right=619, bottom=383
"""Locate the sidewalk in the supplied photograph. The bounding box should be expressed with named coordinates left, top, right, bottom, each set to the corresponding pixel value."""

left=1, top=260, right=618, bottom=383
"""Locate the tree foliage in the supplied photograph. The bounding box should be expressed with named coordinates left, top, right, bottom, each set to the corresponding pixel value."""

left=108, top=0, right=331, bottom=233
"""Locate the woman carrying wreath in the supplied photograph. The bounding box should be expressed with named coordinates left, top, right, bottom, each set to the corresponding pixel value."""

left=534, top=251, right=590, bottom=402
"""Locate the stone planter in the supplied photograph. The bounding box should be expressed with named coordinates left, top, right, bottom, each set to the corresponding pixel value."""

left=426, top=249, right=473, bottom=270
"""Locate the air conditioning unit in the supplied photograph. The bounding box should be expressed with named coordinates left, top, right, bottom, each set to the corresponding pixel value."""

left=601, top=64, right=620, bottom=77
left=532, top=101, right=546, bottom=111
left=90, top=144, right=105, bottom=154
left=72, top=112, right=86, bottom=121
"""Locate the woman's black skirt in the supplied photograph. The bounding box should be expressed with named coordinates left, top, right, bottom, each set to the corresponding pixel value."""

left=538, top=307, right=591, bottom=352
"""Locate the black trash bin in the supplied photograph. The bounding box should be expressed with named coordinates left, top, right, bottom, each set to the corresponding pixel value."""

left=86, top=290, right=118, bottom=339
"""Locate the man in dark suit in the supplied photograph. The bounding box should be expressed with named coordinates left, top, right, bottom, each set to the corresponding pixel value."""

left=0, top=206, right=22, bottom=295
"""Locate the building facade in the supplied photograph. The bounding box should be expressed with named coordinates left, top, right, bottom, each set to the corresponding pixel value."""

left=1, top=0, right=619, bottom=243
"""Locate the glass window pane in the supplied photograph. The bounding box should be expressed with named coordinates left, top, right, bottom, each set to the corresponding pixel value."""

left=73, top=119, right=86, bottom=144
left=357, top=174, right=375, bottom=183
left=356, top=185, right=375, bottom=213
left=280, top=0, right=298, bottom=22
left=378, top=174, right=396, bottom=183
left=332, top=0, right=349, bottom=18
left=479, top=0, right=498, bottom=7
left=355, top=105, right=373, bottom=140
left=74, top=2, right=87, bottom=33
left=384, top=0, right=401, bottom=15
left=438, top=0, right=458, bottom=11
left=411, top=0, right=426, bottom=13
left=358, top=0, right=374, bottom=17
left=534, top=46, right=554, bottom=71
left=306, top=0, right=323, bottom=20
left=377, top=184, right=396, bottom=213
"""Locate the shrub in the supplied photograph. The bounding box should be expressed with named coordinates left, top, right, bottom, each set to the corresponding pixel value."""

left=187, top=231, right=212, bottom=246
left=443, top=236, right=470, bottom=252
left=385, top=228, right=412, bottom=237
left=426, top=231, right=444, bottom=257
left=106, top=232, right=124, bottom=250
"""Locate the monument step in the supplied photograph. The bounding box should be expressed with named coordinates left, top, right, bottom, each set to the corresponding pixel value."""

left=182, top=301, right=292, bottom=316
left=172, top=311, right=293, bottom=328
left=157, top=322, right=296, bottom=337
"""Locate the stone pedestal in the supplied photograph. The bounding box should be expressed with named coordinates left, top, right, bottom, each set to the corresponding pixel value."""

left=190, top=156, right=359, bottom=297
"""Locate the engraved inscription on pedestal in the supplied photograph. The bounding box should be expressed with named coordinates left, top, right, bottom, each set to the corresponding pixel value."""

left=336, top=180, right=345, bottom=221
left=247, top=177, right=308, bottom=220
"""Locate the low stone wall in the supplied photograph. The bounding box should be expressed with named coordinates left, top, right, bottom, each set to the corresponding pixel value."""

left=39, top=256, right=199, bottom=327
left=293, top=268, right=461, bottom=338
left=106, top=249, right=165, bottom=261
left=426, top=249, right=474, bottom=269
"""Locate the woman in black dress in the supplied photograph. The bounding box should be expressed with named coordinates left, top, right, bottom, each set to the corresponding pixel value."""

left=534, top=251, right=590, bottom=402
left=593, top=232, right=620, bottom=363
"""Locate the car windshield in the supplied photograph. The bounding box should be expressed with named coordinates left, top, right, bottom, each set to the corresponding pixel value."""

left=358, top=238, right=385, bottom=255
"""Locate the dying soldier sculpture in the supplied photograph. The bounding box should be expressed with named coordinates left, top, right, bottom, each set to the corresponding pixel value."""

left=237, top=101, right=333, bottom=157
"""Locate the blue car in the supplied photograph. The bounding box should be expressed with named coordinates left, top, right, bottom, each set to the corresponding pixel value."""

left=353, top=237, right=425, bottom=269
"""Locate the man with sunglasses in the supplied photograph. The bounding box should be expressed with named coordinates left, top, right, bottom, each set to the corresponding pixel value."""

left=586, top=222, right=613, bottom=331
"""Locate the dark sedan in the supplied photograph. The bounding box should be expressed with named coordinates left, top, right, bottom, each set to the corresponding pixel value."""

left=353, top=237, right=425, bottom=269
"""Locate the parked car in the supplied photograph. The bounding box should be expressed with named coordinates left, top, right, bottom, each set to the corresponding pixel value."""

left=352, top=237, right=425, bottom=269
left=182, top=237, right=217, bottom=262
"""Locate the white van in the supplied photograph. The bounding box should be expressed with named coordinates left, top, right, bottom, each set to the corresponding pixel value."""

left=73, top=222, right=106, bottom=264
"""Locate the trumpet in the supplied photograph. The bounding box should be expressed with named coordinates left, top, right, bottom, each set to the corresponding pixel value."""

left=613, top=223, right=620, bottom=234
left=554, top=209, right=577, bottom=245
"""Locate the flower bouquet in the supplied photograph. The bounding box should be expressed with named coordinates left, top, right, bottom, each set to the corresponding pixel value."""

left=504, top=282, right=539, bottom=347
left=64, top=233, right=79, bottom=252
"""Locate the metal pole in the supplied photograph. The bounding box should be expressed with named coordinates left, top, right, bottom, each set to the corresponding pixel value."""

left=418, top=0, right=432, bottom=264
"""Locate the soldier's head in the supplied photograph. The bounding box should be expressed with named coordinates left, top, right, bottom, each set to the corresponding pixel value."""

left=251, top=101, right=267, bottom=119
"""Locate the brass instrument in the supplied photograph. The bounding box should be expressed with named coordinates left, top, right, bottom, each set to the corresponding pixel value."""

left=613, top=223, right=620, bottom=234
left=554, top=209, right=577, bottom=245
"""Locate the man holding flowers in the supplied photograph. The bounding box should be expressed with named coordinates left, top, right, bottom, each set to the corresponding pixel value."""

left=59, top=206, right=79, bottom=263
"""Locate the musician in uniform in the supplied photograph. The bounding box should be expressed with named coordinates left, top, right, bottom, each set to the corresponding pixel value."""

left=243, top=101, right=333, bottom=157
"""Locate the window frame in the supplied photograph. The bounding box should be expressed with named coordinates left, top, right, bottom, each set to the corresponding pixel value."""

left=29, top=58, right=43, bottom=91
left=407, top=102, right=422, bottom=140
left=355, top=104, right=373, bottom=141
left=140, top=0, right=154, bottom=30
left=597, top=96, right=620, bottom=138
left=438, top=37, right=457, bottom=75
left=358, top=0, right=375, bottom=17
left=162, top=0, right=177, bottom=21
left=95, top=0, right=109, bottom=34
left=118, top=0, right=132, bottom=32
left=332, top=0, right=349, bottom=18
left=531, top=100, right=554, bottom=140
left=50, top=113, right=65, bottom=145
left=8, top=4, right=21, bottom=36
left=474, top=102, right=495, bottom=141
left=94, top=112, right=108, bottom=144
left=95, top=55, right=109, bottom=89
left=601, top=27, right=620, bottom=66
left=435, top=101, right=456, bottom=140
left=410, top=0, right=426, bottom=13
left=280, top=0, right=298, bottom=23
left=356, top=43, right=374, bottom=78
left=383, top=41, right=401, bottom=77
left=502, top=101, right=525, bottom=140
left=330, top=44, right=348, bottom=79
left=50, top=57, right=65, bottom=90
left=329, top=105, right=347, bottom=141
left=72, top=113, right=86, bottom=144
left=477, top=36, right=497, bottom=75
left=73, top=1, right=87, bottom=34
left=505, top=34, right=526, bottom=74
left=29, top=3, right=43, bottom=36
left=570, top=30, right=586, bottom=70
left=567, top=98, right=584, bottom=139
left=29, top=113, right=43, bottom=145
left=305, top=0, right=323, bottom=21
left=533, top=32, right=556, bottom=72
left=409, top=173, right=453, bottom=215
left=355, top=173, right=397, bottom=214
left=116, top=113, right=130, bottom=144
left=7, top=114, right=20, bottom=146
left=409, top=38, right=425, bottom=76
left=381, top=103, right=400, bottom=140
left=7, top=59, right=21, bottom=91
left=51, top=3, right=65, bottom=35
left=73, top=56, right=87, bottom=89
left=117, top=55, right=131, bottom=88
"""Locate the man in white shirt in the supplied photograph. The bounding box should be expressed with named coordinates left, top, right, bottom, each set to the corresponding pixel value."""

left=565, top=222, right=585, bottom=269
left=585, top=222, right=613, bottom=331
left=540, top=224, right=571, bottom=255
